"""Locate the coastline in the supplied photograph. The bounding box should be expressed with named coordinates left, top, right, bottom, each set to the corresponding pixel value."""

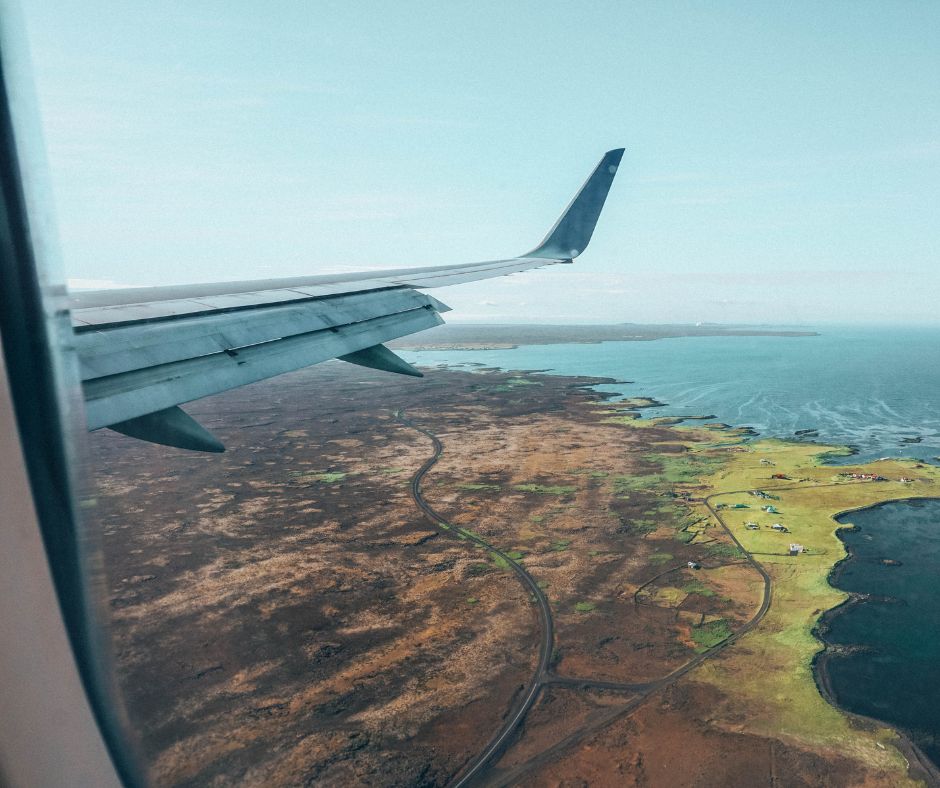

left=813, top=499, right=940, bottom=786
left=420, top=355, right=940, bottom=783
left=88, top=355, right=940, bottom=785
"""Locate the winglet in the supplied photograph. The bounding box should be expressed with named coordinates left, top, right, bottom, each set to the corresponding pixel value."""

left=525, top=148, right=624, bottom=260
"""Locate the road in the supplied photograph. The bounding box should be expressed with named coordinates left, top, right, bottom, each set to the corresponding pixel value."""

left=397, top=417, right=903, bottom=786
left=396, top=413, right=555, bottom=787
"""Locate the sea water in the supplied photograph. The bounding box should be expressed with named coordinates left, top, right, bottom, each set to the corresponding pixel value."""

left=828, top=500, right=940, bottom=762
left=402, top=325, right=940, bottom=761
left=403, top=325, right=940, bottom=464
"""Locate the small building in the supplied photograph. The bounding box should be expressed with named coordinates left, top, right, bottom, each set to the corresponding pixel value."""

left=745, top=522, right=760, bottom=530
left=771, top=473, right=790, bottom=480
left=763, top=505, right=779, bottom=513
left=760, top=459, right=775, bottom=466
left=789, top=543, right=804, bottom=555
left=687, top=561, right=701, bottom=570
left=731, top=503, right=750, bottom=509
left=771, top=523, right=788, bottom=532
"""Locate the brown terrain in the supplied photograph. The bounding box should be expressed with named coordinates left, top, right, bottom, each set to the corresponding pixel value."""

left=388, top=322, right=818, bottom=351
left=83, top=362, right=895, bottom=786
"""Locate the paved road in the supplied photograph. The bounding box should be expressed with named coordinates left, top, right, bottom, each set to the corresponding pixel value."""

left=396, top=414, right=555, bottom=787
left=397, top=423, right=893, bottom=786
left=487, top=489, right=778, bottom=786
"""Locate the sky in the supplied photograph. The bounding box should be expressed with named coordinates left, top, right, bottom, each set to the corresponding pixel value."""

left=19, top=1, right=940, bottom=324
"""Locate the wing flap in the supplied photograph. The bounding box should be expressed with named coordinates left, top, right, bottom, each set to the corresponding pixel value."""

left=83, top=304, right=442, bottom=430
left=75, top=288, right=441, bottom=380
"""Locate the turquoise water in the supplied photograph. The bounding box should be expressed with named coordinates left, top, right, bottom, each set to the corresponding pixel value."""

left=403, top=326, right=940, bottom=464
left=403, top=325, right=940, bottom=757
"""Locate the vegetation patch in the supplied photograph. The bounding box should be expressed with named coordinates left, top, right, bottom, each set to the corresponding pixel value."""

left=456, top=482, right=501, bottom=491
left=574, top=601, right=596, bottom=613
left=514, top=483, right=577, bottom=495
left=682, top=580, right=716, bottom=597
left=290, top=471, right=347, bottom=483
left=649, top=551, right=674, bottom=564
left=691, top=618, right=733, bottom=652
left=603, top=413, right=641, bottom=425
left=706, top=542, right=744, bottom=559
left=648, top=586, right=686, bottom=606
left=549, top=539, right=571, bottom=552
left=630, top=518, right=658, bottom=534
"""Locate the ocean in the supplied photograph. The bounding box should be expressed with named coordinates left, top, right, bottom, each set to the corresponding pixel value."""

left=403, top=326, right=940, bottom=464
left=829, top=500, right=940, bottom=763
left=403, top=325, right=940, bottom=762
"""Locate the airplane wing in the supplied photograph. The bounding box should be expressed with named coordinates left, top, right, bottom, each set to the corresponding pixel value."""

left=70, top=148, right=624, bottom=451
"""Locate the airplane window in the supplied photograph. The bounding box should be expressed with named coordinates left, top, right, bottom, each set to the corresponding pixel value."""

left=10, top=2, right=940, bottom=787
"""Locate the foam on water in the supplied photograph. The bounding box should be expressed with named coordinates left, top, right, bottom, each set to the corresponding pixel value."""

left=403, top=326, right=940, bottom=464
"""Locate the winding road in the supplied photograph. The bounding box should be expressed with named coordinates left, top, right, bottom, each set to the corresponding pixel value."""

left=396, top=413, right=555, bottom=787
left=396, top=414, right=894, bottom=785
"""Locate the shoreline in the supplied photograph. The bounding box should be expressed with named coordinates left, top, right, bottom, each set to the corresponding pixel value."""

left=813, top=498, right=940, bottom=786
left=417, top=355, right=940, bottom=783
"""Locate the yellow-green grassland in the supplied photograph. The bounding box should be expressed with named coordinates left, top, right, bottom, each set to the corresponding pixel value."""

left=605, top=408, right=940, bottom=781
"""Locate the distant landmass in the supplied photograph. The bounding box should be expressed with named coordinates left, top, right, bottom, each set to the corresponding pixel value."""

left=390, top=322, right=818, bottom=350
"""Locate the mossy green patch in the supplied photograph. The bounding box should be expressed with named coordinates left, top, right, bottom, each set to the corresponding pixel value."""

left=574, top=601, right=596, bottom=613
left=706, top=542, right=744, bottom=559
left=514, top=483, right=577, bottom=495
left=290, top=471, right=347, bottom=483
left=682, top=580, right=716, bottom=597
left=691, top=618, right=733, bottom=651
